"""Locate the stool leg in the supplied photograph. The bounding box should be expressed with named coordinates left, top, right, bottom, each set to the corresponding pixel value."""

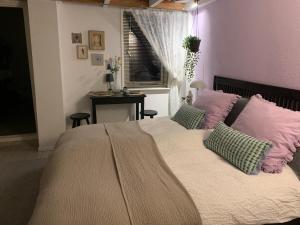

left=72, top=120, right=76, bottom=128
left=150, top=115, right=154, bottom=119
left=77, top=120, right=81, bottom=127
left=86, top=118, right=90, bottom=125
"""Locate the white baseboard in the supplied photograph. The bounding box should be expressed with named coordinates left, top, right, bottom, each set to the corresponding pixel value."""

left=0, top=133, right=37, bottom=143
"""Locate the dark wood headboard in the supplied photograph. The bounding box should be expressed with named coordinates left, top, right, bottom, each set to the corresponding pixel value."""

left=213, top=76, right=300, bottom=111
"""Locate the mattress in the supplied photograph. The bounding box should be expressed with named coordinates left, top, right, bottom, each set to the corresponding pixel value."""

left=140, top=117, right=300, bottom=225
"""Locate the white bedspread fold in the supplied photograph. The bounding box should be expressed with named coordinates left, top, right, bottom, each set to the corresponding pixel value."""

left=140, top=117, right=300, bottom=225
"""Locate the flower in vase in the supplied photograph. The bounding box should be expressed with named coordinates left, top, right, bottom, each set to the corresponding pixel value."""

left=107, top=56, right=122, bottom=74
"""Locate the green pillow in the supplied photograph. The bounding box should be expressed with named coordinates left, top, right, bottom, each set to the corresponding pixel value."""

left=204, top=122, right=272, bottom=175
left=172, top=104, right=206, bottom=129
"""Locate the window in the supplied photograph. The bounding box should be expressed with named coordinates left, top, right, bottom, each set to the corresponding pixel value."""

left=122, top=11, right=168, bottom=88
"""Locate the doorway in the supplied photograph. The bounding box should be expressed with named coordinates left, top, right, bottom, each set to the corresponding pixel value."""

left=0, top=6, right=36, bottom=136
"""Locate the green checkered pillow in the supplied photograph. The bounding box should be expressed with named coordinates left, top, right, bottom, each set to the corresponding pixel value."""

left=172, top=104, right=206, bottom=129
left=204, top=122, right=272, bottom=175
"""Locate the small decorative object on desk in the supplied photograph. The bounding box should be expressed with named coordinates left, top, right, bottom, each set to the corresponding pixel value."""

left=121, top=88, right=143, bottom=96
left=106, top=56, right=122, bottom=91
left=122, top=86, right=129, bottom=95
left=128, top=91, right=143, bottom=96
left=88, top=91, right=113, bottom=97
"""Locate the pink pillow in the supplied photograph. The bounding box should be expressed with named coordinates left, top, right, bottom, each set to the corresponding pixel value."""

left=193, top=89, right=240, bottom=129
left=232, top=94, right=300, bottom=173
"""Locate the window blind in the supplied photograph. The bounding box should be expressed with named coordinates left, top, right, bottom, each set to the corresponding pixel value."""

left=123, top=11, right=167, bottom=88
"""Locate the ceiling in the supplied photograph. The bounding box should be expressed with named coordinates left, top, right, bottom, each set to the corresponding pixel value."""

left=60, top=0, right=202, bottom=11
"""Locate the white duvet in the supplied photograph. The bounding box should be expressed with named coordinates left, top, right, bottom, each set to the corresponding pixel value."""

left=140, top=117, right=300, bottom=225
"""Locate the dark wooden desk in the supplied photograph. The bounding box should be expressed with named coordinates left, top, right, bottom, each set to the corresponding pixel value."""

left=89, top=93, right=146, bottom=124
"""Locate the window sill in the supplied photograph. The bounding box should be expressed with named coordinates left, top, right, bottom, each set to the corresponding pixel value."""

left=128, top=87, right=170, bottom=92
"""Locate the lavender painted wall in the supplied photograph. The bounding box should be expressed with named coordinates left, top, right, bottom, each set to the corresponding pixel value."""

left=192, top=0, right=300, bottom=90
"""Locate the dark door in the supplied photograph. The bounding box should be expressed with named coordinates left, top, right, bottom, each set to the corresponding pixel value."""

left=0, top=7, right=36, bottom=135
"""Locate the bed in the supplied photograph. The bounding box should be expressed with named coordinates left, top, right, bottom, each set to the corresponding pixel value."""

left=29, top=76, right=300, bottom=225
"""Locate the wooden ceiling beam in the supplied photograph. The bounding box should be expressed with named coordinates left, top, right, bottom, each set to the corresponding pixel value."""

left=110, top=0, right=185, bottom=10
left=60, top=0, right=101, bottom=3
left=155, top=1, right=185, bottom=10
left=149, top=0, right=164, bottom=7
left=102, top=0, right=111, bottom=7
left=109, top=0, right=148, bottom=8
left=60, top=0, right=186, bottom=11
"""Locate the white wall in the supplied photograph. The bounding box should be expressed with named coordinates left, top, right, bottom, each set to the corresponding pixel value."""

left=26, top=1, right=169, bottom=150
left=56, top=2, right=169, bottom=127
left=57, top=2, right=127, bottom=126
left=143, top=89, right=169, bottom=117
left=27, top=0, right=65, bottom=151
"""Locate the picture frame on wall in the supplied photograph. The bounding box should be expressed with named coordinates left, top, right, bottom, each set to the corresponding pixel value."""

left=72, top=33, right=82, bottom=44
left=76, top=45, right=88, bottom=59
left=88, top=30, right=105, bottom=50
left=91, top=53, right=104, bottom=66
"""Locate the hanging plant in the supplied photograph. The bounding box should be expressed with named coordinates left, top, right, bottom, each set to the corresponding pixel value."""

left=183, top=36, right=201, bottom=82
left=183, top=35, right=201, bottom=53
left=184, top=51, right=200, bottom=82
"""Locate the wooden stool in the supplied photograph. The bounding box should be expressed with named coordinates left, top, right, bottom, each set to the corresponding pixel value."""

left=70, top=113, right=90, bottom=128
left=142, top=110, right=158, bottom=119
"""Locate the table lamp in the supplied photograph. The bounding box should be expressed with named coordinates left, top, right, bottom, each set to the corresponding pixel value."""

left=190, top=80, right=206, bottom=91
left=186, top=80, right=206, bottom=105
left=106, top=73, right=114, bottom=92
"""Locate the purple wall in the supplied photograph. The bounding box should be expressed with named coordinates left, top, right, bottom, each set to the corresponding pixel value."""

left=192, top=0, right=300, bottom=90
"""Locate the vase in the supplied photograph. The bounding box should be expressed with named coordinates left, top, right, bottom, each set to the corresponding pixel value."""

left=112, top=72, right=121, bottom=92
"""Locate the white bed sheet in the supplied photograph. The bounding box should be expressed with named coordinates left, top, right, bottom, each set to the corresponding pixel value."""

left=140, top=117, right=300, bottom=225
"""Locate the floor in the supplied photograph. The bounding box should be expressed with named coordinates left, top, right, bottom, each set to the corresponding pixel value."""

left=0, top=112, right=36, bottom=136
left=0, top=101, right=36, bottom=136
left=0, top=140, right=51, bottom=225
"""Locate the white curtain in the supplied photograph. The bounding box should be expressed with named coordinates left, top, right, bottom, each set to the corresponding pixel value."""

left=129, top=9, right=192, bottom=116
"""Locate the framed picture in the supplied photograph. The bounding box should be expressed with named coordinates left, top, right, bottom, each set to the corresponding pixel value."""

left=91, top=53, right=104, bottom=66
left=77, top=45, right=88, bottom=59
left=88, top=30, right=105, bottom=50
left=72, top=33, right=82, bottom=44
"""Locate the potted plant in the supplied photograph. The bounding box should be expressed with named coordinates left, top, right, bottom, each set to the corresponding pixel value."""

left=183, top=35, right=201, bottom=53
left=183, top=36, right=201, bottom=82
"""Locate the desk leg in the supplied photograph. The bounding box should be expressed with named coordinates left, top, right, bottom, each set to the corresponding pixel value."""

left=136, top=103, right=139, bottom=120
left=141, top=99, right=144, bottom=120
left=92, top=101, right=97, bottom=124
